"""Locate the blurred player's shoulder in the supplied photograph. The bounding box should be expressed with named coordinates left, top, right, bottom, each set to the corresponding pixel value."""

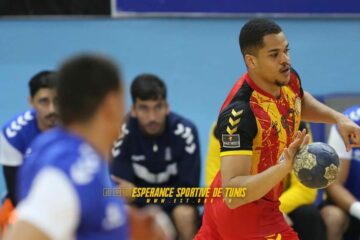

left=22, top=128, right=103, bottom=184
left=0, top=109, right=40, bottom=166
left=1, top=109, right=38, bottom=142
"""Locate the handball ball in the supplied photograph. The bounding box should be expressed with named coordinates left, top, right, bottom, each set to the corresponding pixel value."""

left=293, top=142, right=340, bottom=189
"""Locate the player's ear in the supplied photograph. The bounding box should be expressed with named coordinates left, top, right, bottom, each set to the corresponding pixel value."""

left=245, top=54, right=256, bottom=69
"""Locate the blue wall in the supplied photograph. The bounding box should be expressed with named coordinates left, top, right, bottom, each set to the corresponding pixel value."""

left=1, top=18, right=360, bottom=195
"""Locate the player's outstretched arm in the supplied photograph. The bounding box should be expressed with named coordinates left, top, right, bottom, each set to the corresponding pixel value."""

left=221, top=130, right=309, bottom=209
left=301, top=91, right=360, bottom=151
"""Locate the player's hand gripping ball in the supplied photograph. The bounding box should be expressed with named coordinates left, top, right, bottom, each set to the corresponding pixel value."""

left=293, top=142, right=340, bottom=189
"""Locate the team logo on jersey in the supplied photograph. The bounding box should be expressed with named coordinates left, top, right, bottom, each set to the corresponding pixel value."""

left=222, top=134, right=240, bottom=148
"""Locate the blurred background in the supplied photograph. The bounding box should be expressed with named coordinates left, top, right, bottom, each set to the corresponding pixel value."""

left=1, top=0, right=360, bottom=197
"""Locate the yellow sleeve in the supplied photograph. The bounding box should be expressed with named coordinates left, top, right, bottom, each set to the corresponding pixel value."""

left=205, top=123, right=221, bottom=187
left=279, top=122, right=316, bottom=214
left=279, top=172, right=317, bottom=214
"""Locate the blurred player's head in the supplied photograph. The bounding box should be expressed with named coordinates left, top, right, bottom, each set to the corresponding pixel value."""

left=28, top=70, right=58, bottom=131
left=130, top=74, right=169, bottom=136
left=239, top=18, right=291, bottom=87
left=57, top=54, right=124, bottom=144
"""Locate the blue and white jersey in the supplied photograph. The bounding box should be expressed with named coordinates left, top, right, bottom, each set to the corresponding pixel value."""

left=17, top=128, right=129, bottom=240
left=328, top=104, right=360, bottom=200
left=0, top=109, right=40, bottom=166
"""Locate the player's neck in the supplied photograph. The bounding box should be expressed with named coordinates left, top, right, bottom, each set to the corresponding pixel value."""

left=248, top=72, right=281, bottom=98
left=66, top=121, right=112, bottom=160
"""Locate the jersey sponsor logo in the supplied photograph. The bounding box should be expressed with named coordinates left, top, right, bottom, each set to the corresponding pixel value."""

left=174, top=123, right=197, bottom=154
left=5, top=110, right=34, bottom=138
left=70, top=144, right=100, bottom=185
left=222, top=134, right=240, bottom=148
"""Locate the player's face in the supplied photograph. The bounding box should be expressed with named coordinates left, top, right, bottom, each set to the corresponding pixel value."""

left=30, top=88, right=58, bottom=131
left=132, top=98, right=169, bottom=136
left=252, top=32, right=291, bottom=87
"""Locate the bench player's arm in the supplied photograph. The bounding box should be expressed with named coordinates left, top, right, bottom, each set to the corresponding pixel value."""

left=3, top=166, right=18, bottom=205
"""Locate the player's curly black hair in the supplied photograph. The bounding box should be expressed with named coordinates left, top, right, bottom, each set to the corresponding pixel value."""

left=239, top=18, right=282, bottom=57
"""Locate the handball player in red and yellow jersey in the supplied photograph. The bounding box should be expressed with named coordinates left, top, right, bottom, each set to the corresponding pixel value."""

left=195, top=18, right=360, bottom=240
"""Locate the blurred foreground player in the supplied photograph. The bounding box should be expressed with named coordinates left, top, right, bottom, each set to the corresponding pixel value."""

left=195, top=18, right=360, bottom=240
left=5, top=55, right=171, bottom=240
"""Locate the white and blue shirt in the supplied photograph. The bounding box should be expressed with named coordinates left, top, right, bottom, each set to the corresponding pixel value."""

left=328, top=104, right=360, bottom=200
left=0, top=109, right=40, bottom=166
left=17, top=127, right=129, bottom=240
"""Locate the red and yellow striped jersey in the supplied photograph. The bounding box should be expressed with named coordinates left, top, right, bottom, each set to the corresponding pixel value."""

left=216, top=68, right=303, bottom=201
left=199, top=69, right=303, bottom=239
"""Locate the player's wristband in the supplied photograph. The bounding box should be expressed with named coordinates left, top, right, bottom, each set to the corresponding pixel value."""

left=349, top=202, right=360, bottom=220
